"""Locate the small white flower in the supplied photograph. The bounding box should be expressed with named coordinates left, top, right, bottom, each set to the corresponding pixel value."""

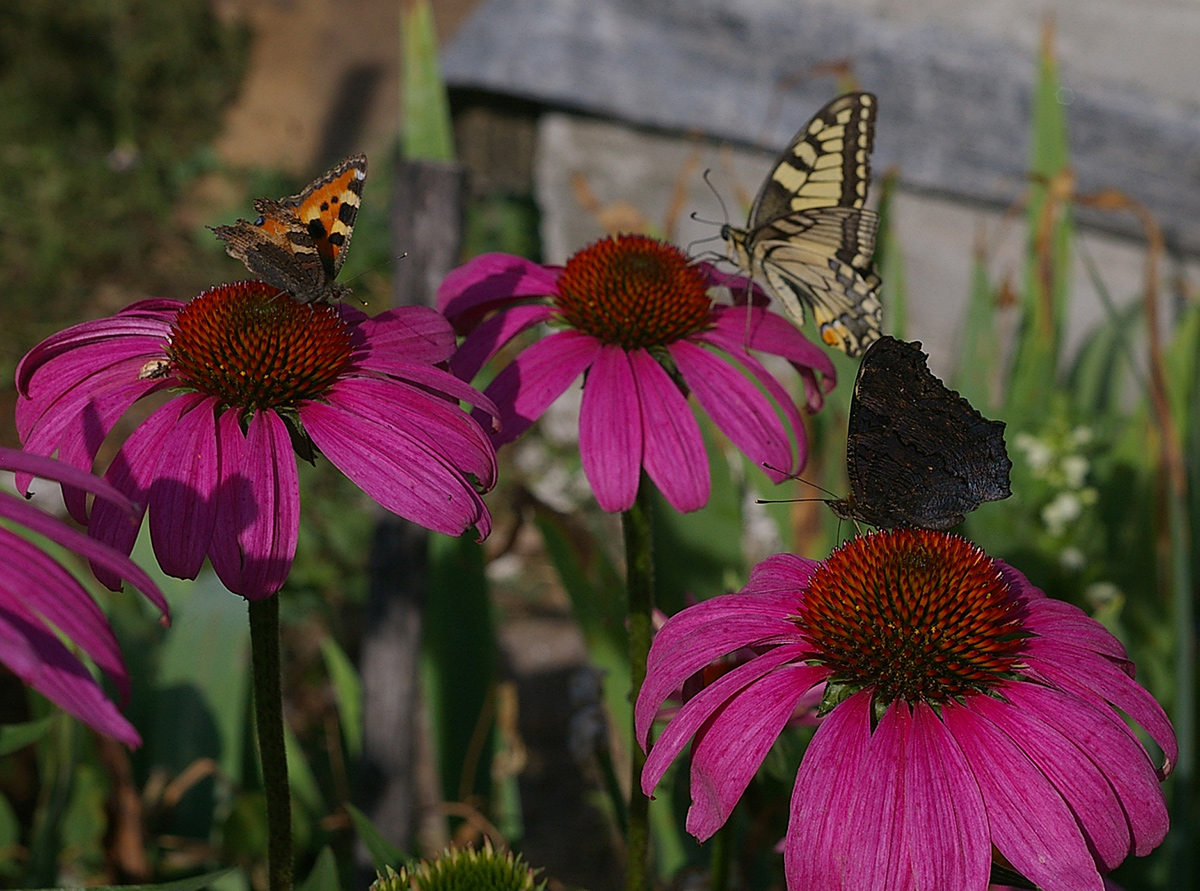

left=1059, top=546, right=1086, bottom=571
left=1042, top=491, right=1082, bottom=535
left=1061, top=455, right=1090, bottom=489
left=1014, top=432, right=1054, bottom=475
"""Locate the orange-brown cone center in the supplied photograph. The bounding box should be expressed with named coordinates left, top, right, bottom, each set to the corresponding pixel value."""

left=553, top=234, right=712, bottom=348
left=167, top=281, right=353, bottom=410
left=797, top=529, right=1027, bottom=705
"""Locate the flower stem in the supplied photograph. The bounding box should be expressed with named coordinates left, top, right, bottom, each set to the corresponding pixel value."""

left=249, top=596, right=292, bottom=891
left=709, top=817, right=732, bottom=891
left=623, top=480, right=655, bottom=891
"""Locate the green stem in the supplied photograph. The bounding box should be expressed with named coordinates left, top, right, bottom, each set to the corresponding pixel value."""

left=1167, top=471, right=1196, bottom=889
left=623, top=480, right=655, bottom=891
left=709, top=817, right=733, bottom=891
left=249, top=596, right=292, bottom=891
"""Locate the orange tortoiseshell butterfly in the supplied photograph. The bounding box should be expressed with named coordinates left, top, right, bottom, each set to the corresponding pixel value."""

left=213, top=154, right=367, bottom=304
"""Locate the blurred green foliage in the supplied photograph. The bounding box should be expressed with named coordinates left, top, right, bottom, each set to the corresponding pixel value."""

left=0, top=0, right=248, bottom=368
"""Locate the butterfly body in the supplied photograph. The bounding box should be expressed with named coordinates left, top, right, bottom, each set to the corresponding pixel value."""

left=724, top=92, right=882, bottom=356
left=213, top=153, right=367, bottom=304
left=828, top=336, right=1011, bottom=530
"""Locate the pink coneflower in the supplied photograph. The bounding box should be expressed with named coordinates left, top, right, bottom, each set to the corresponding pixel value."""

left=0, top=447, right=167, bottom=747
left=637, top=529, right=1175, bottom=891
left=437, top=235, right=836, bottom=512
left=16, top=282, right=497, bottom=600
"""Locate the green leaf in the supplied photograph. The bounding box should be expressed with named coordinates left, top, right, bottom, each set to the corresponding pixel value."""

left=954, top=246, right=1001, bottom=413
left=873, top=167, right=907, bottom=341
left=345, top=802, right=409, bottom=871
left=24, top=867, right=237, bottom=891
left=0, top=717, right=54, bottom=756
left=0, top=791, right=20, bottom=868
left=534, top=512, right=627, bottom=685
left=424, top=532, right=497, bottom=808
left=284, top=721, right=325, bottom=818
left=60, top=763, right=106, bottom=858
left=651, top=419, right=747, bottom=614
left=145, top=566, right=250, bottom=837
left=1006, top=23, right=1074, bottom=420
left=401, top=0, right=454, bottom=161
left=320, top=636, right=364, bottom=761
left=1067, top=300, right=1141, bottom=417
left=297, top=845, right=341, bottom=891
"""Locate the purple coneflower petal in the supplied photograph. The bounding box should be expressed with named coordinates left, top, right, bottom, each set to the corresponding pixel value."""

left=321, top=377, right=498, bottom=489
left=0, top=528, right=128, bottom=695
left=741, top=306, right=837, bottom=390
left=2, top=447, right=135, bottom=519
left=744, top=552, right=819, bottom=594
left=944, top=700, right=1104, bottom=891
left=973, top=687, right=1132, bottom=870
left=643, top=644, right=811, bottom=794
left=906, top=702, right=991, bottom=891
left=852, top=703, right=911, bottom=888
left=672, top=338, right=800, bottom=480
left=579, top=345, right=643, bottom=513
left=684, top=660, right=824, bottom=840
left=1001, top=682, right=1168, bottom=855
left=448, top=303, right=556, bottom=382
left=354, top=305, right=457, bottom=364
left=1023, top=635, right=1177, bottom=776
left=1, top=488, right=167, bottom=621
left=630, top=349, right=708, bottom=512
left=303, top=400, right=490, bottom=540
left=15, top=307, right=175, bottom=395
left=346, top=363, right=501, bottom=430
left=486, top=330, right=601, bottom=445
left=233, top=410, right=300, bottom=598
left=149, top=397, right=220, bottom=581
left=89, top=395, right=197, bottom=589
left=209, top=409, right=250, bottom=595
left=785, top=691, right=875, bottom=889
left=0, top=606, right=140, bottom=747
left=637, top=591, right=812, bottom=744
left=17, top=362, right=157, bottom=471
left=437, top=252, right=561, bottom=330
left=701, top=305, right=836, bottom=411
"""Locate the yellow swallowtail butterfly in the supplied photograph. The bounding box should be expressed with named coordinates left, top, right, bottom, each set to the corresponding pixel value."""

left=721, top=91, right=882, bottom=356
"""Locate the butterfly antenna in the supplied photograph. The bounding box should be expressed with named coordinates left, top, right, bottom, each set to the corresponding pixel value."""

left=756, top=463, right=841, bottom=502
left=684, top=234, right=725, bottom=257
left=755, top=470, right=869, bottom=540
left=690, top=210, right=726, bottom=228
left=702, top=168, right=732, bottom=226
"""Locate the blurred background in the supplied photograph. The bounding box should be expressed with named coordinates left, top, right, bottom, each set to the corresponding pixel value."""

left=1, top=1, right=1197, bottom=889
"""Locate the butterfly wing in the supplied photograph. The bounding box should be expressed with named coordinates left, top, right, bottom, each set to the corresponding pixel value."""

left=836, top=337, right=1012, bottom=529
left=726, top=92, right=881, bottom=356
left=212, top=198, right=333, bottom=302
left=748, top=91, right=876, bottom=224
left=280, top=153, right=367, bottom=280
left=752, top=207, right=882, bottom=355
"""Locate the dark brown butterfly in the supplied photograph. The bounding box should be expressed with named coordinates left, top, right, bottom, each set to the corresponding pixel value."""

left=828, top=336, right=1011, bottom=530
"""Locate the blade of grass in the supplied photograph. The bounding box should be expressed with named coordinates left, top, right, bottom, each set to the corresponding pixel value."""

left=1006, top=19, right=1073, bottom=420
left=873, top=166, right=907, bottom=341
left=954, top=228, right=1002, bottom=412
left=401, top=0, right=454, bottom=162
left=320, top=636, right=364, bottom=762
left=424, top=532, right=496, bottom=814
